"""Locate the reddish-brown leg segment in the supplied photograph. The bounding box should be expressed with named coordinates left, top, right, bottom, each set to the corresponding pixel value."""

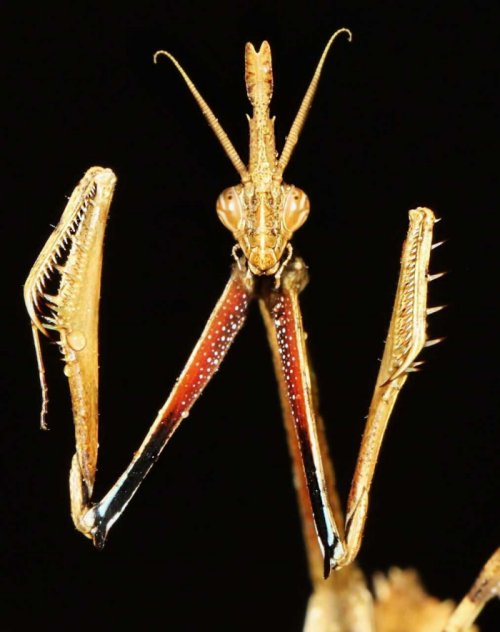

left=260, top=259, right=375, bottom=630
left=260, top=259, right=345, bottom=578
left=81, top=267, right=253, bottom=546
left=260, top=208, right=437, bottom=581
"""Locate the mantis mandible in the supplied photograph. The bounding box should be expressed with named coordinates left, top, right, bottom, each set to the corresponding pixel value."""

left=24, top=29, right=499, bottom=630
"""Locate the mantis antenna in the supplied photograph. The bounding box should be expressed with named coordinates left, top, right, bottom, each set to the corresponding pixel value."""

left=153, top=49, right=250, bottom=182
left=274, top=28, right=352, bottom=178
left=154, top=28, right=352, bottom=184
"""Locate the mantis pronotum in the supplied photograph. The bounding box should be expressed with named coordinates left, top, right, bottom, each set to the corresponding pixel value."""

left=24, top=29, right=498, bottom=630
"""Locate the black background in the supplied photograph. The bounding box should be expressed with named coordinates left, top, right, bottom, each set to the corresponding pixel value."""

left=2, top=3, right=499, bottom=630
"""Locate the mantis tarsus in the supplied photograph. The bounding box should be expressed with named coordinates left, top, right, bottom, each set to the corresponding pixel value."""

left=24, top=29, right=498, bottom=630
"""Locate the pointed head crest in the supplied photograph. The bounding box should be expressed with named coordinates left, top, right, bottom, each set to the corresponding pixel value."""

left=245, top=41, right=273, bottom=107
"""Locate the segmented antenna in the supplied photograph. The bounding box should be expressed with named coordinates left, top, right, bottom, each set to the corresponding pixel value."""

left=274, top=28, right=352, bottom=180
left=154, top=50, right=250, bottom=183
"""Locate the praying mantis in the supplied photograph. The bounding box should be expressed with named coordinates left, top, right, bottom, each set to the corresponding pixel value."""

left=24, top=28, right=499, bottom=631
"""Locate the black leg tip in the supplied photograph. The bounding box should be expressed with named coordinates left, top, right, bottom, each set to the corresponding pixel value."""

left=323, top=555, right=331, bottom=580
left=91, top=520, right=108, bottom=550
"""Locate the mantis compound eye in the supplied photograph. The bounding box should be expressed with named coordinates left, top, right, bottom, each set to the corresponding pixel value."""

left=282, top=186, right=310, bottom=233
left=216, top=186, right=244, bottom=233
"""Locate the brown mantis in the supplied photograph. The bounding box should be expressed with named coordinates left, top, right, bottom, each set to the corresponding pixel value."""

left=24, top=29, right=498, bottom=630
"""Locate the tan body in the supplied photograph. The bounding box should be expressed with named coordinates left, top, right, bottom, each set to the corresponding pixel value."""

left=24, top=32, right=498, bottom=630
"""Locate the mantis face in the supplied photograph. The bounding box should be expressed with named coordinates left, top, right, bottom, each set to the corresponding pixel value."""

left=216, top=183, right=310, bottom=275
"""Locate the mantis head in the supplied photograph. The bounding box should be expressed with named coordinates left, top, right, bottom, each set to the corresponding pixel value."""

left=154, top=29, right=351, bottom=275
